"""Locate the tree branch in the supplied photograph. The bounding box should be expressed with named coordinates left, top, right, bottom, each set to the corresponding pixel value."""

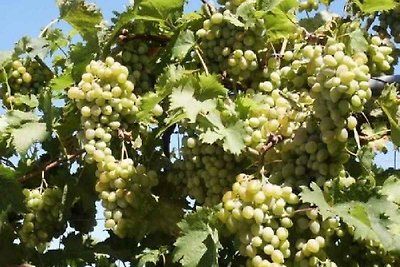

left=18, top=150, right=85, bottom=183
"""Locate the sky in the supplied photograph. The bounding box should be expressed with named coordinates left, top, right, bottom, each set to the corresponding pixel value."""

left=0, top=0, right=398, bottom=260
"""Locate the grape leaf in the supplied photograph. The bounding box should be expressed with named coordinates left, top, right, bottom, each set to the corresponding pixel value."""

left=11, top=122, right=48, bottom=154
left=171, top=30, right=195, bottom=60
left=14, top=37, right=50, bottom=59
left=137, top=248, right=167, bottom=266
left=173, top=209, right=220, bottom=267
left=349, top=29, right=368, bottom=53
left=2, top=110, right=39, bottom=126
left=70, top=43, right=95, bottom=80
left=378, top=85, right=400, bottom=146
left=13, top=94, right=39, bottom=108
left=237, top=0, right=258, bottom=27
left=50, top=68, right=74, bottom=91
left=301, top=183, right=400, bottom=253
left=0, top=172, right=24, bottom=213
left=263, top=9, right=297, bottom=40
left=353, top=0, right=397, bottom=13
left=197, top=74, right=227, bottom=101
left=0, top=51, right=12, bottom=66
left=300, top=183, right=336, bottom=220
left=133, top=0, right=185, bottom=22
left=169, top=85, right=217, bottom=122
left=57, top=0, right=103, bottom=47
left=380, top=176, right=400, bottom=204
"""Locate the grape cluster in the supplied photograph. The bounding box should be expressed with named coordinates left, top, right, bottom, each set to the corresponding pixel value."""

left=379, top=7, right=400, bottom=43
left=1, top=58, right=52, bottom=108
left=292, top=210, right=341, bottom=267
left=68, top=57, right=163, bottom=238
left=67, top=57, right=139, bottom=163
left=241, top=91, right=302, bottom=151
left=167, top=137, right=244, bottom=206
left=305, top=40, right=371, bottom=149
left=218, top=174, right=342, bottom=266
left=19, top=187, right=63, bottom=250
left=95, top=155, right=159, bottom=237
left=218, top=174, right=300, bottom=266
left=367, top=36, right=395, bottom=76
left=114, top=39, right=160, bottom=94
left=196, top=11, right=266, bottom=86
left=264, top=120, right=348, bottom=187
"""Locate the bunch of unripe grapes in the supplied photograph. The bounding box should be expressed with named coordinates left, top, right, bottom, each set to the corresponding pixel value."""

left=291, top=209, right=341, bottom=267
left=379, top=7, right=400, bottom=43
left=95, top=155, right=159, bottom=238
left=218, top=174, right=341, bottom=267
left=67, top=57, right=139, bottom=163
left=1, top=58, right=52, bottom=108
left=367, top=36, right=395, bottom=76
left=196, top=11, right=265, bottom=85
left=167, top=137, right=243, bottom=206
left=304, top=40, right=371, bottom=149
left=218, top=174, right=300, bottom=266
left=264, top=120, right=348, bottom=186
left=18, top=187, right=63, bottom=250
left=241, top=91, right=301, bottom=151
left=115, top=39, right=160, bottom=94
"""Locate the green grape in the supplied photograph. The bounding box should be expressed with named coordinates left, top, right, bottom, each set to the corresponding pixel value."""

left=1, top=58, right=52, bottom=110
left=168, top=137, right=244, bottom=206
left=19, top=187, right=64, bottom=250
left=218, top=174, right=300, bottom=266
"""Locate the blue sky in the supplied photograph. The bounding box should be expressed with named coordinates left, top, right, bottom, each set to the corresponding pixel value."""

left=0, top=0, right=202, bottom=51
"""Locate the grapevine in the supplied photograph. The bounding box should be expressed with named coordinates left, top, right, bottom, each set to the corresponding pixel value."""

left=0, top=0, right=399, bottom=266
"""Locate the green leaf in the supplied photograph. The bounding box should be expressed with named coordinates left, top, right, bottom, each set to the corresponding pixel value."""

left=70, top=43, right=95, bottom=81
left=0, top=51, right=12, bottom=66
left=353, top=0, right=397, bottom=13
left=349, top=29, right=368, bottom=52
left=299, top=11, right=338, bottom=32
left=237, top=0, right=258, bottom=27
left=57, top=0, right=103, bottom=47
left=263, top=9, right=297, bottom=40
left=50, top=68, right=74, bottom=91
left=301, top=183, right=400, bottom=253
left=13, top=94, right=39, bottom=108
left=380, top=176, right=400, bottom=204
left=378, top=85, right=400, bottom=146
left=173, top=208, right=220, bottom=267
left=300, top=182, right=335, bottom=220
left=0, top=173, right=24, bottom=213
left=169, top=85, right=217, bottom=122
left=14, top=37, right=50, bottom=59
left=197, top=74, right=227, bottom=101
left=133, top=0, right=185, bottom=22
left=137, top=248, right=165, bottom=266
left=171, top=30, right=195, bottom=60
left=200, top=111, right=247, bottom=155
left=2, top=110, right=39, bottom=126
left=11, top=122, right=48, bottom=154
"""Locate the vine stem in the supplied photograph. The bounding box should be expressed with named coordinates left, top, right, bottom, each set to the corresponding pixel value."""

left=18, top=149, right=85, bottom=183
left=39, top=18, right=60, bottom=38
left=293, top=207, right=316, bottom=214
left=1, top=67, right=14, bottom=110
left=195, top=47, right=209, bottom=76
